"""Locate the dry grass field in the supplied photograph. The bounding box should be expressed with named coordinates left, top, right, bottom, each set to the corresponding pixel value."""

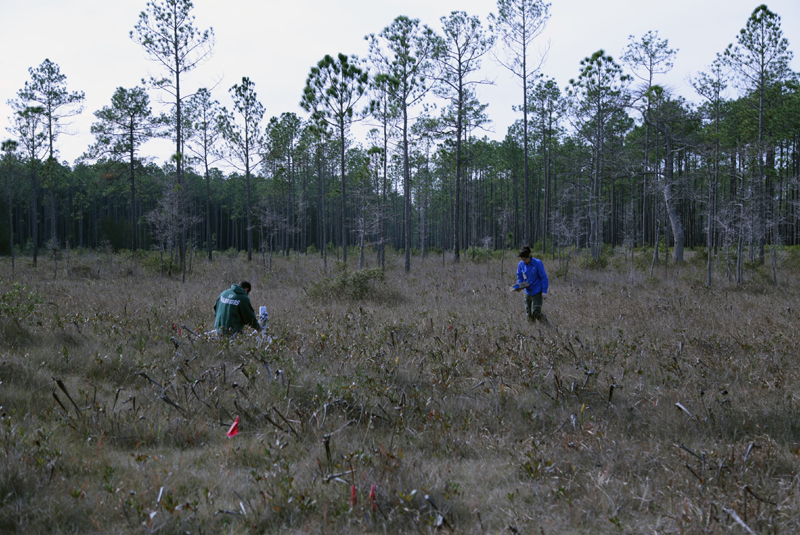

left=1, top=248, right=799, bottom=534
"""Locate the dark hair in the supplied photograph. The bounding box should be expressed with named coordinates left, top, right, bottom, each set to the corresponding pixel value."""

left=518, top=246, right=531, bottom=258
left=239, top=281, right=252, bottom=292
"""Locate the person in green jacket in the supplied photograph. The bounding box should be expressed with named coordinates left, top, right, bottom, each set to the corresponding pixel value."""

left=213, top=281, right=262, bottom=335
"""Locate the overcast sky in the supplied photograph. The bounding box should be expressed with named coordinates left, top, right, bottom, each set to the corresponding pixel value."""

left=1, top=0, right=798, bottom=167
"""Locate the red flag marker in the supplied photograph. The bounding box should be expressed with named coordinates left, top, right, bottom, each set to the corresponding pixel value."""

left=227, top=415, right=239, bottom=438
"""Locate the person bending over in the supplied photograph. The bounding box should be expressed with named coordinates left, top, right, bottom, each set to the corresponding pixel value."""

left=214, top=280, right=262, bottom=336
left=512, top=247, right=549, bottom=324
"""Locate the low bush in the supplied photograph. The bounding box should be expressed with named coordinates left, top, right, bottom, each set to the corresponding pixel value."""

left=0, top=281, right=41, bottom=348
left=549, top=263, right=568, bottom=278
left=306, top=262, right=388, bottom=301
left=781, top=246, right=800, bottom=270
left=578, top=253, right=608, bottom=269
left=68, top=263, right=96, bottom=279
left=139, top=250, right=166, bottom=274
left=464, top=246, right=489, bottom=261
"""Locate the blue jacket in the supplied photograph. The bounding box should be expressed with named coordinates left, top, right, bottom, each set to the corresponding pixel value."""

left=517, top=258, right=548, bottom=296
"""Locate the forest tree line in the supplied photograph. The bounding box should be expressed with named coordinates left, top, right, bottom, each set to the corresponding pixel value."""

left=2, top=0, right=798, bottom=284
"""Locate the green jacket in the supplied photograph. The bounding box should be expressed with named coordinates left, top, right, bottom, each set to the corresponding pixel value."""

left=213, top=285, right=260, bottom=333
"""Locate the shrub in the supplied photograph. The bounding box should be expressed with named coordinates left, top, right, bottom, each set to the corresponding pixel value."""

left=0, top=281, right=41, bottom=321
left=68, top=264, right=96, bottom=279
left=0, top=282, right=42, bottom=348
left=223, top=247, right=246, bottom=261
left=465, top=246, right=489, bottom=261
left=306, top=262, right=387, bottom=300
left=690, top=248, right=708, bottom=264
left=579, top=254, right=608, bottom=270
left=138, top=250, right=179, bottom=275
left=139, top=251, right=159, bottom=274
left=782, top=246, right=800, bottom=270
left=550, top=264, right=566, bottom=279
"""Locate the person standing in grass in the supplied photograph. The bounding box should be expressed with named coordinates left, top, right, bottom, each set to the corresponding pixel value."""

left=214, top=281, right=262, bottom=335
left=512, top=246, right=549, bottom=324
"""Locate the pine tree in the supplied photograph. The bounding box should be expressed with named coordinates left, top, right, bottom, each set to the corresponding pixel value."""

left=1, top=140, right=21, bottom=269
left=490, top=0, right=551, bottom=247
left=621, top=31, right=677, bottom=247
left=723, top=5, right=793, bottom=263
left=184, top=88, right=221, bottom=260
left=15, top=59, right=85, bottom=247
left=218, top=77, right=264, bottom=262
left=434, top=11, right=494, bottom=263
left=692, top=56, right=728, bottom=286
left=88, top=87, right=161, bottom=251
left=6, top=104, right=48, bottom=265
left=301, top=53, right=368, bottom=265
left=131, top=0, right=214, bottom=280
left=367, top=17, right=439, bottom=272
left=567, top=50, right=631, bottom=261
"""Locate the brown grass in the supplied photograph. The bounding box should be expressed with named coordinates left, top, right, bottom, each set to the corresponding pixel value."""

left=1, top=248, right=799, bottom=534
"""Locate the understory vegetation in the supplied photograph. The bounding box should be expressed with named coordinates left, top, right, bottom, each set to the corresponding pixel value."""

left=1, top=248, right=799, bottom=534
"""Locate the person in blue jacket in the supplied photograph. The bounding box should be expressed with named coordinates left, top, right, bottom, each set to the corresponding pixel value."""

left=512, top=246, right=549, bottom=324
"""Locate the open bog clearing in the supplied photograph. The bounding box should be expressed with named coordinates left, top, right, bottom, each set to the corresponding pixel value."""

left=1, top=250, right=799, bottom=534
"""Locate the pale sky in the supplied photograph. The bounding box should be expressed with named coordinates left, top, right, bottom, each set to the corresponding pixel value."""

left=1, top=0, right=798, bottom=167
